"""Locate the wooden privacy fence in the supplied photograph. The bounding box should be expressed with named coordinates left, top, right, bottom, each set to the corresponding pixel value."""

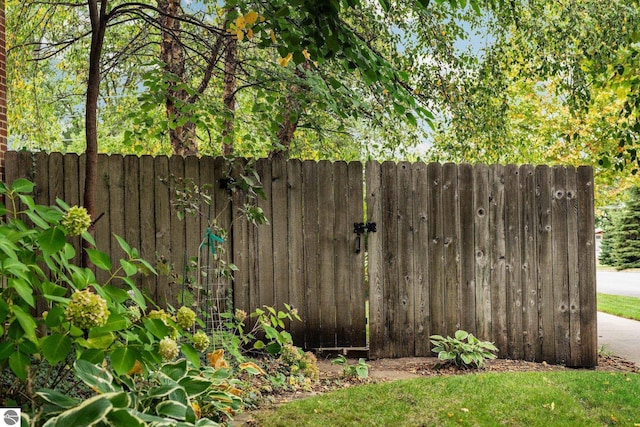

left=4, top=151, right=597, bottom=367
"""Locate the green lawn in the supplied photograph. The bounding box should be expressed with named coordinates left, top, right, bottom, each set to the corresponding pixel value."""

left=598, top=293, right=640, bottom=321
left=249, top=371, right=640, bottom=426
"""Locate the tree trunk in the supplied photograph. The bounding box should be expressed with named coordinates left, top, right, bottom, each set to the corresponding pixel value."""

left=221, top=35, right=237, bottom=157
left=82, top=0, right=108, bottom=267
left=158, top=0, right=197, bottom=156
left=271, top=64, right=310, bottom=159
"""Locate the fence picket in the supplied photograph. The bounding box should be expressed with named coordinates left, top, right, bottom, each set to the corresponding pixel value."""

left=520, top=165, right=539, bottom=361
left=366, top=160, right=385, bottom=358
left=459, top=163, right=476, bottom=335
left=412, top=162, right=430, bottom=356
left=443, top=163, right=460, bottom=337
left=427, top=162, right=445, bottom=338
left=577, top=166, right=597, bottom=367
left=474, top=164, right=491, bottom=342
left=536, top=166, right=556, bottom=362
left=397, top=162, right=415, bottom=357
left=505, top=164, right=523, bottom=359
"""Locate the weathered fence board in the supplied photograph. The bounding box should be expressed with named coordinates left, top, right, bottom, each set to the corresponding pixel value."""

left=577, top=166, right=597, bottom=367
left=4, top=152, right=598, bottom=366
left=412, top=162, right=430, bottom=356
left=520, top=164, right=538, bottom=361
left=366, top=160, right=385, bottom=358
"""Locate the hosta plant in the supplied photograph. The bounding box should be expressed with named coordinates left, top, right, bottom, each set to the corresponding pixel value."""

left=33, top=354, right=260, bottom=427
left=430, top=330, right=498, bottom=369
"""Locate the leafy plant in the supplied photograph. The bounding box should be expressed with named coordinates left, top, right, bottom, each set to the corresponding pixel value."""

left=430, top=330, right=498, bottom=369
left=0, top=179, right=260, bottom=425
left=331, top=355, right=370, bottom=379
left=32, top=354, right=258, bottom=427
left=0, top=179, right=156, bottom=407
left=216, top=304, right=301, bottom=362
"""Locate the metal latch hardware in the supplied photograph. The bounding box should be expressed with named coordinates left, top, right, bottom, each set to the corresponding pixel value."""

left=353, top=222, right=377, bottom=253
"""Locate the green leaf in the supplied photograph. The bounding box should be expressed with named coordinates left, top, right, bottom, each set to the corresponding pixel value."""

left=11, top=178, right=35, bottom=194
left=92, top=313, right=129, bottom=334
left=111, top=347, right=138, bottom=376
left=41, top=334, right=72, bottom=365
left=79, top=349, right=105, bottom=364
left=50, top=396, right=112, bottom=427
left=455, top=330, right=469, bottom=341
left=86, top=248, right=112, bottom=271
left=106, top=409, right=145, bottom=427
left=103, top=285, right=129, bottom=303
left=36, top=389, right=80, bottom=409
left=74, top=359, right=116, bottom=393
left=43, top=280, right=68, bottom=298
left=12, top=305, right=38, bottom=343
left=161, top=359, right=187, bottom=381
left=113, top=234, right=132, bottom=257
left=38, top=227, right=66, bottom=255
left=155, top=400, right=187, bottom=420
left=147, top=384, right=181, bottom=399
left=180, top=343, right=200, bottom=369
left=127, top=284, right=147, bottom=311
left=120, top=259, right=137, bottom=277
left=77, top=333, right=115, bottom=350
left=0, top=238, right=18, bottom=260
left=9, top=351, right=30, bottom=380
left=9, top=278, right=35, bottom=308
left=460, top=353, right=473, bottom=365
left=0, top=341, right=14, bottom=360
left=142, top=318, right=168, bottom=340
left=178, top=376, right=212, bottom=398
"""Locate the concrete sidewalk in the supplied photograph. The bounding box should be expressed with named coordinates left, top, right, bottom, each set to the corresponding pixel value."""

left=598, top=311, right=640, bottom=365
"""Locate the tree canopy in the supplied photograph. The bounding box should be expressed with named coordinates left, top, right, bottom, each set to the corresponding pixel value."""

left=6, top=0, right=640, bottom=208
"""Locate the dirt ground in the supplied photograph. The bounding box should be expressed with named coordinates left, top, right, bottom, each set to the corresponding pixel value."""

left=317, top=353, right=640, bottom=382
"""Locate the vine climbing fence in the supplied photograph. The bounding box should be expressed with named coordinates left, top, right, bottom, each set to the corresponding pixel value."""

left=4, top=151, right=598, bottom=367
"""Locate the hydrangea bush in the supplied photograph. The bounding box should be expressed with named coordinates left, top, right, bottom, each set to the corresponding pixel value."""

left=0, top=180, right=260, bottom=425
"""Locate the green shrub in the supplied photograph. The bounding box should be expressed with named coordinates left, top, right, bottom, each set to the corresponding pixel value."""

left=430, top=330, right=498, bottom=368
left=0, top=179, right=263, bottom=425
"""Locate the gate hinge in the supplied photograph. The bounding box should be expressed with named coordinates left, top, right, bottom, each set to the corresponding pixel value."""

left=353, top=222, right=377, bottom=235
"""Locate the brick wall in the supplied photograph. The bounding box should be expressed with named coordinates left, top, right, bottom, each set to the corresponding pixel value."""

left=0, top=1, right=6, bottom=181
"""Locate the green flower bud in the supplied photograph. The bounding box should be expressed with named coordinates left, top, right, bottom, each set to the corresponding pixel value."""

left=65, top=289, right=110, bottom=329
left=191, top=330, right=210, bottom=352
left=62, top=206, right=92, bottom=236
left=158, top=337, right=180, bottom=361
left=125, top=305, right=141, bottom=323
left=176, top=306, right=196, bottom=329
left=234, top=309, right=247, bottom=323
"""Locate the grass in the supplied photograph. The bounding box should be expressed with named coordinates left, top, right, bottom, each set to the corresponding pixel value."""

left=598, top=293, right=640, bottom=321
left=249, top=371, right=640, bottom=426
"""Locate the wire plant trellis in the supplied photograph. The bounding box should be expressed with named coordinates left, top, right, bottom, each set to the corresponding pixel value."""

left=192, top=225, right=231, bottom=336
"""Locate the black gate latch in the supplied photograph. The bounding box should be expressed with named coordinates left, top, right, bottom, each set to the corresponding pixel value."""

left=353, top=222, right=377, bottom=253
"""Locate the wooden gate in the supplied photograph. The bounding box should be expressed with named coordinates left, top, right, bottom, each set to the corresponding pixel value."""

left=366, top=162, right=597, bottom=366
left=231, top=158, right=368, bottom=350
